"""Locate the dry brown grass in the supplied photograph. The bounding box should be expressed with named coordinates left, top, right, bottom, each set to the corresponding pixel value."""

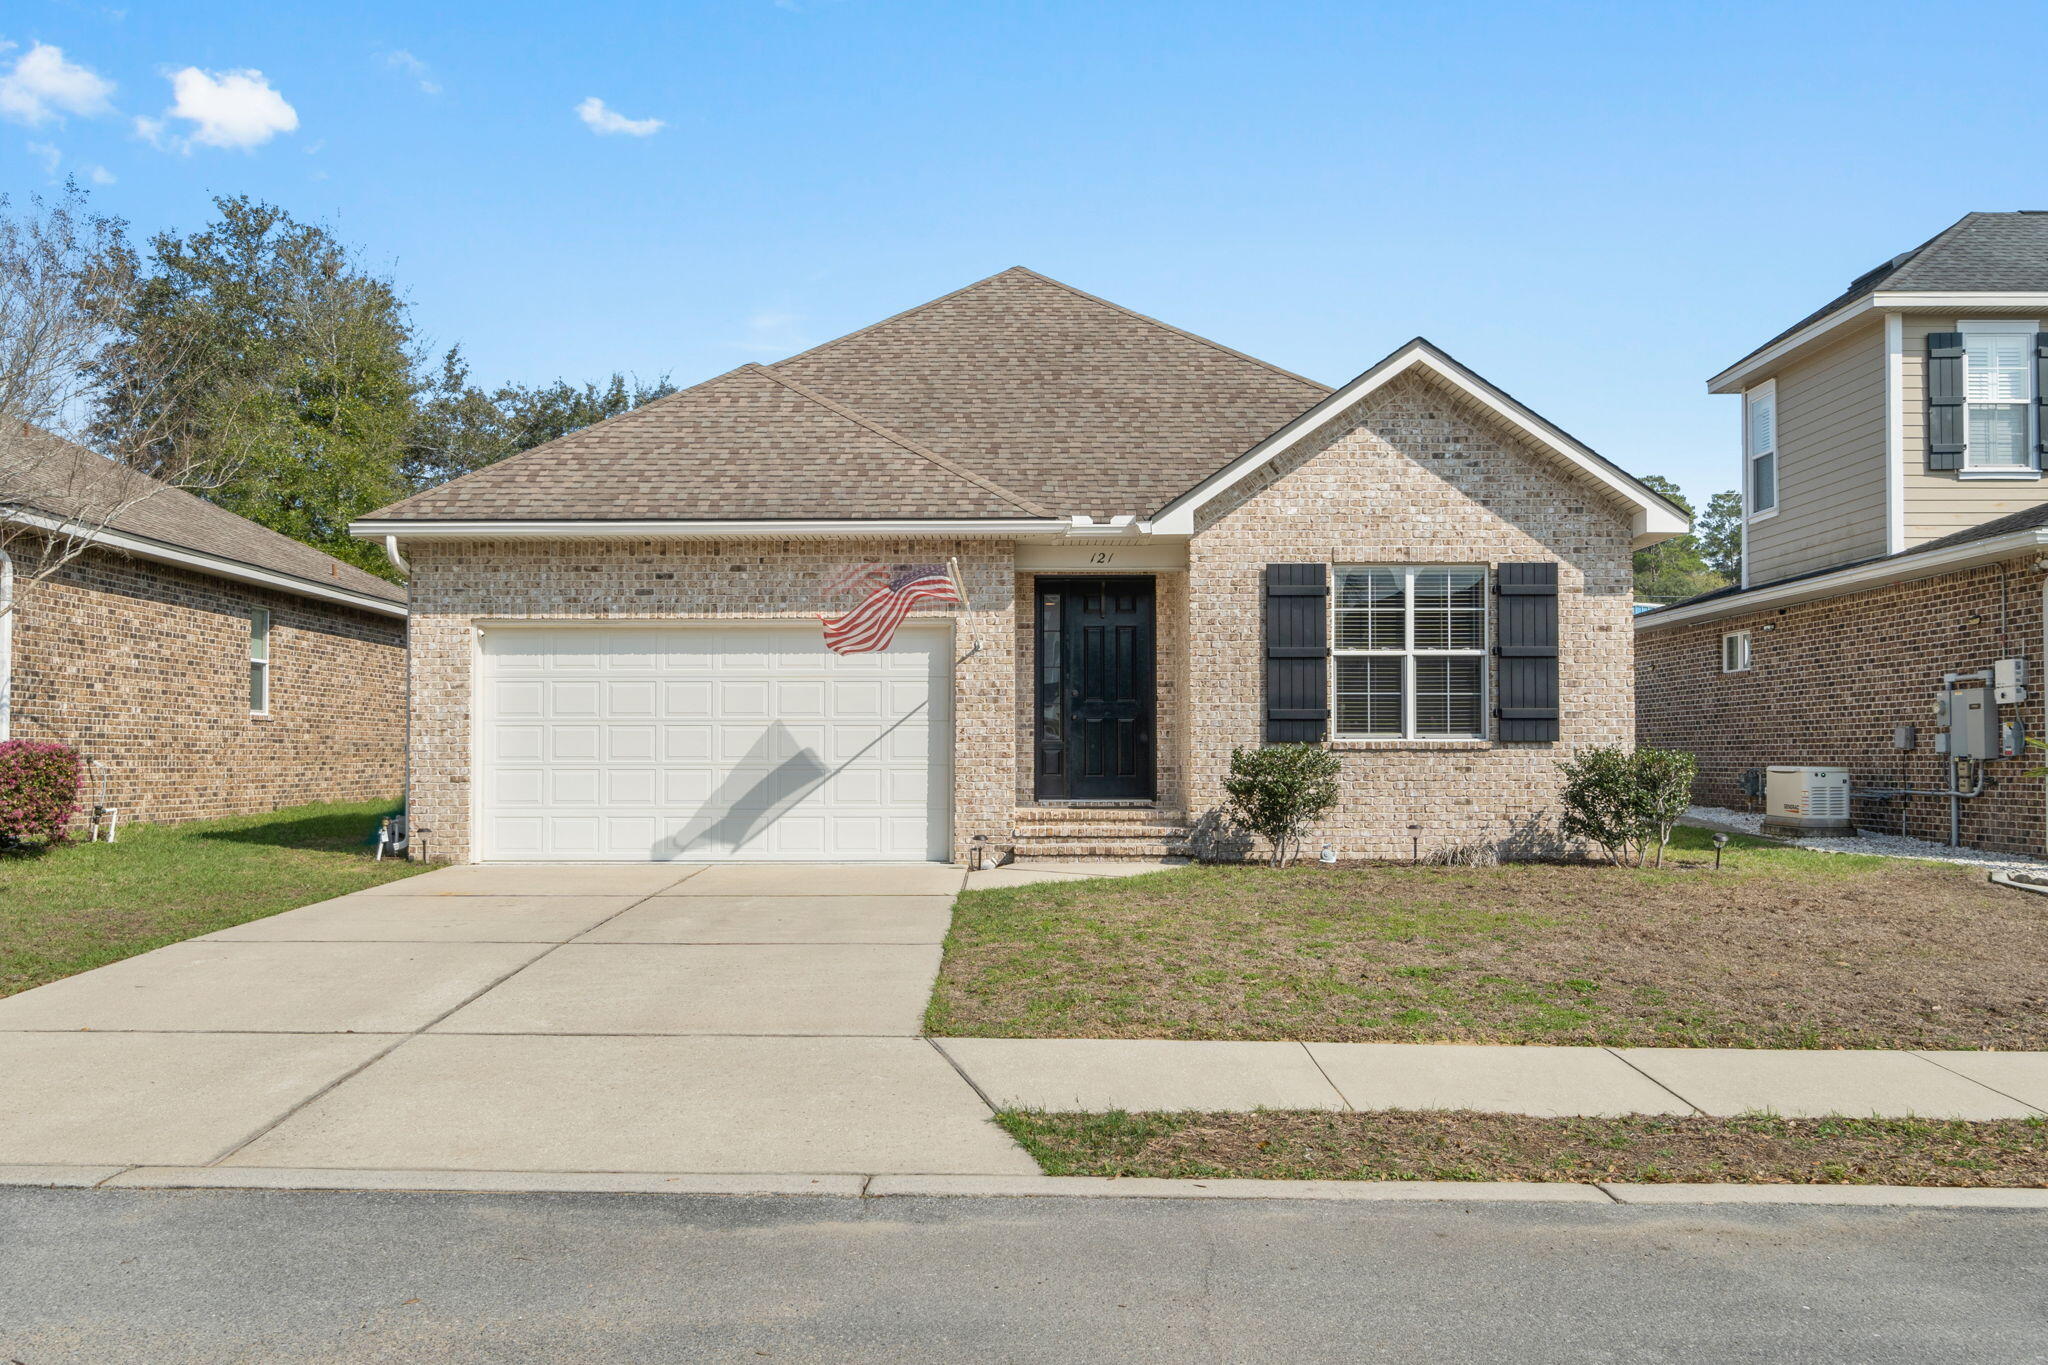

left=928, top=830, right=2048, bottom=1048
left=997, top=1109, right=2048, bottom=1186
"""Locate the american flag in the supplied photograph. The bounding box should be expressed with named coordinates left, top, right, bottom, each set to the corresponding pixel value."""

left=821, top=562, right=963, bottom=655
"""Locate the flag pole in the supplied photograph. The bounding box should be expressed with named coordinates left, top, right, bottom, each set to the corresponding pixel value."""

left=946, top=556, right=965, bottom=604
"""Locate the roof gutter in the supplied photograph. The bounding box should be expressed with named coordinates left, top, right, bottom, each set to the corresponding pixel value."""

left=1635, top=527, right=2048, bottom=630
left=1709, top=291, right=2048, bottom=394
left=7, top=507, right=407, bottom=618
left=353, top=517, right=1075, bottom=542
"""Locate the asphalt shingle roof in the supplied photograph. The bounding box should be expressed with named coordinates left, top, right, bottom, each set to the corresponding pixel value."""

left=2, top=426, right=406, bottom=605
left=1639, top=496, right=2048, bottom=618
left=366, top=267, right=1331, bottom=524
left=1729, top=212, right=2048, bottom=371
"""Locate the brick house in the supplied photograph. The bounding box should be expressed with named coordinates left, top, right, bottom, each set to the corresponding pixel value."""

left=352, top=268, right=1683, bottom=865
left=1637, top=213, right=2048, bottom=854
left=3, top=430, right=408, bottom=826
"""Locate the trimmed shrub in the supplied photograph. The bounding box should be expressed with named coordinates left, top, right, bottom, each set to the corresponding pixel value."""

left=0, top=740, right=84, bottom=848
left=1222, top=743, right=1342, bottom=868
left=1557, top=745, right=1699, bottom=867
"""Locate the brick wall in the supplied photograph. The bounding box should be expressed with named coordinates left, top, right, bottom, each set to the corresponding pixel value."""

left=1636, top=555, right=2047, bottom=854
left=1182, top=371, right=1639, bottom=859
left=10, top=543, right=406, bottom=826
left=403, top=537, right=1017, bottom=864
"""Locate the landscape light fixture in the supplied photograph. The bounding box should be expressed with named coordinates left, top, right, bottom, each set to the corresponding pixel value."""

left=1712, top=831, right=1729, bottom=870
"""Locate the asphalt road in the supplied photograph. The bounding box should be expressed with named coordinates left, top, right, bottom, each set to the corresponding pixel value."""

left=3, top=1188, right=2045, bottom=1363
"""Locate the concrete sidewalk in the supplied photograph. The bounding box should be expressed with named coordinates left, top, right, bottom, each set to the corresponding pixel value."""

left=934, top=1038, right=2048, bottom=1119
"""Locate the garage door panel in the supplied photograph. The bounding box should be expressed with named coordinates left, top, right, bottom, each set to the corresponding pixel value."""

left=482, top=625, right=949, bottom=862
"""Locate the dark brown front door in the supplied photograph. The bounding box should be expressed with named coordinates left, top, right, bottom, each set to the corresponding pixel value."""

left=1034, top=577, right=1155, bottom=801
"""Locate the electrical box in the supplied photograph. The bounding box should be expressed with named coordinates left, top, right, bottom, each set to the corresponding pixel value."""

left=1948, top=686, right=1998, bottom=760
left=1996, top=657, right=2030, bottom=705
left=2004, top=719, right=2028, bottom=760
left=1893, top=724, right=1917, bottom=751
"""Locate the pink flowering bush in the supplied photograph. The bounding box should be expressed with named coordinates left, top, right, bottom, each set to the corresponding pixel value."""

left=0, top=740, right=83, bottom=847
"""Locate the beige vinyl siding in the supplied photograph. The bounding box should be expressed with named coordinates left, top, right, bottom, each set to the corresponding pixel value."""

left=1900, top=310, right=2048, bottom=545
left=1744, top=319, right=1888, bottom=582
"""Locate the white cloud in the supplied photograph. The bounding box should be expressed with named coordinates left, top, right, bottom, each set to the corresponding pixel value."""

left=382, top=49, right=439, bottom=95
left=144, top=66, right=297, bottom=150
left=575, top=96, right=662, bottom=137
left=0, top=41, right=116, bottom=125
left=86, top=163, right=114, bottom=184
left=26, top=139, right=60, bottom=174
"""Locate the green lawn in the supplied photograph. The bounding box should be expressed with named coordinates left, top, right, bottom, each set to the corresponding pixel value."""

left=927, top=827, right=2048, bottom=1050
left=995, top=1109, right=2048, bottom=1187
left=1, top=799, right=426, bottom=997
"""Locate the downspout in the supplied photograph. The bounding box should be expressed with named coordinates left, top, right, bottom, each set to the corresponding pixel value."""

left=0, top=549, right=11, bottom=741
left=386, top=535, right=413, bottom=856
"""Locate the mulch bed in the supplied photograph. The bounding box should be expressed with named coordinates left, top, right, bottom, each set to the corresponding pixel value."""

left=996, top=1109, right=2048, bottom=1186
left=928, top=842, right=2048, bottom=1048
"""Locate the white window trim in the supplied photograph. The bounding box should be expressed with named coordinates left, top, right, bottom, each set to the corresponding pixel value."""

left=1721, top=629, right=1752, bottom=674
left=1957, top=319, right=2041, bottom=478
left=1331, top=565, right=1489, bottom=742
left=248, top=608, right=271, bottom=717
left=1744, top=379, right=1779, bottom=521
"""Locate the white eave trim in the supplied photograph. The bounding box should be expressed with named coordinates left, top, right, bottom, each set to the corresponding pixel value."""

left=1635, top=527, right=2048, bottom=631
left=353, top=517, right=1075, bottom=542
left=9, top=507, right=408, bottom=618
left=1710, top=291, right=2048, bottom=394
left=1147, top=339, right=1688, bottom=547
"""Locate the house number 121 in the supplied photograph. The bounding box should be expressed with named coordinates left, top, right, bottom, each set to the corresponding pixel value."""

left=1089, top=551, right=1115, bottom=564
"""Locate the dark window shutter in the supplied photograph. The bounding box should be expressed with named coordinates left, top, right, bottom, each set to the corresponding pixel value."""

left=1264, top=563, right=1328, bottom=743
left=1494, top=562, right=1559, bottom=743
left=1927, top=332, right=1965, bottom=472
left=2035, top=333, right=2048, bottom=456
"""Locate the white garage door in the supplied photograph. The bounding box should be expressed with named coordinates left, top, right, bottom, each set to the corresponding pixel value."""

left=479, top=624, right=951, bottom=862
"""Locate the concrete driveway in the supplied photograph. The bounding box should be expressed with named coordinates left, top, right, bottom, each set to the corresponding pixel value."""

left=0, top=863, right=1039, bottom=1179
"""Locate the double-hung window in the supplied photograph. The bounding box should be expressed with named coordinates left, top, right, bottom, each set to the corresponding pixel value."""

left=1745, top=380, right=1778, bottom=515
left=248, top=609, right=271, bottom=715
left=1332, top=566, right=1487, bottom=739
left=1959, top=321, right=2038, bottom=475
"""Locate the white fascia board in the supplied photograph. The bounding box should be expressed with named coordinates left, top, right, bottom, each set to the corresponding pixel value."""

left=1150, top=341, right=1688, bottom=547
left=1635, top=527, right=2048, bottom=631
left=8, top=507, right=407, bottom=618
left=1712, top=292, right=2048, bottom=395
left=354, top=517, right=1072, bottom=542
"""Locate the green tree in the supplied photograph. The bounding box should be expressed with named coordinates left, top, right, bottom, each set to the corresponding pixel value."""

left=1631, top=475, right=1730, bottom=604
left=406, top=346, right=674, bottom=491
left=1694, top=490, right=1743, bottom=580
left=91, top=196, right=416, bottom=577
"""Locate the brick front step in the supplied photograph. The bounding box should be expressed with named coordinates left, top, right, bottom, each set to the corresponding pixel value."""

left=1013, top=825, right=1190, bottom=841
left=1005, top=839, right=1194, bottom=859
left=1013, top=807, right=1188, bottom=826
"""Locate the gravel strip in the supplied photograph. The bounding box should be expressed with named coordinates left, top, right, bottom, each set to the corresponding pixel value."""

left=1687, top=806, right=2048, bottom=875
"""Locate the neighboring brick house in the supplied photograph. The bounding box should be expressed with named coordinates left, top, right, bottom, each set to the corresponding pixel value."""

left=3, top=430, right=408, bottom=827
left=352, top=267, right=1683, bottom=865
left=1638, top=212, right=2048, bottom=853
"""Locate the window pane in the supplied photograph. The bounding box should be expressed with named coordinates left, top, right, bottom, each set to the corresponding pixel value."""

left=1414, top=568, right=1485, bottom=649
left=1334, top=568, right=1404, bottom=649
left=249, top=662, right=267, bottom=712
left=1415, top=656, right=1482, bottom=736
left=1966, top=333, right=2030, bottom=403
left=1967, top=403, right=2030, bottom=468
left=1334, top=656, right=1403, bottom=737
left=1751, top=451, right=1776, bottom=510
left=248, top=610, right=269, bottom=663
left=1747, top=390, right=1775, bottom=455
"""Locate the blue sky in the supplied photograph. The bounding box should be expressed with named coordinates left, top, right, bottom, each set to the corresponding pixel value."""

left=7, top=1, right=2047, bottom=510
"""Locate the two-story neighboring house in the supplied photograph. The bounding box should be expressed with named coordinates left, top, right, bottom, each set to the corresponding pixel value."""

left=1637, top=212, right=2048, bottom=854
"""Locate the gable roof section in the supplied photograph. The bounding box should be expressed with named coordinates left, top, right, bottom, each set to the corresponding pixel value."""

left=1149, top=338, right=1689, bottom=545
left=770, top=267, right=1330, bottom=519
left=3, top=428, right=406, bottom=612
left=361, top=364, right=1054, bottom=524
left=1712, top=212, right=2048, bottom=392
